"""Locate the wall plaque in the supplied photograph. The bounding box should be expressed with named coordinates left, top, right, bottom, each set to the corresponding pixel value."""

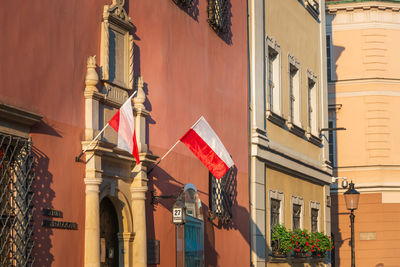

left=360, top=232, right=376, bottom=241
left=42, top=220, right=78, bottom=230
left=147, top=240, right=160, bottom=265
left=42, top=208, right=63, bottom=218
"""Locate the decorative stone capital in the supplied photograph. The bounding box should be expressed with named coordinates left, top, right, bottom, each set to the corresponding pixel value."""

left=118, top=232, right=135, bottom=242
left=130, top=186, right=148, bottom=200
left=84, top=178, right=103, bottom=194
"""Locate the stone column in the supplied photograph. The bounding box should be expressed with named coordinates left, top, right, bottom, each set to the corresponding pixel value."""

left=130, top=184, right=148, bottom=267
left=118, top=232, right=135, bottom=266
left=128, top=76, right=157, bottom=267
left=84, top=177, right=102, bottom=267
left=83, top=56, right=103, bottom=267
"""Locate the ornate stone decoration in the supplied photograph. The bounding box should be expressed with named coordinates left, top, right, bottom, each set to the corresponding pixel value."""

left=134, top=76, right=145, bottom=109
left=100, top=0, right=134, bottom=100
left=85, top=56, right=99, bottom=93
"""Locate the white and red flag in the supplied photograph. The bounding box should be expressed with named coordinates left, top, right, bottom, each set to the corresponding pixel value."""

left=180, top=116, right=234, bottom=179
left=108, top=95, right=140, bottom=164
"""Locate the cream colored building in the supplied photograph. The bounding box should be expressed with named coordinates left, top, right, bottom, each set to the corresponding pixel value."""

left=326, top=1, right=400, bottom=266
left=248, top=0, right=332, bottom=266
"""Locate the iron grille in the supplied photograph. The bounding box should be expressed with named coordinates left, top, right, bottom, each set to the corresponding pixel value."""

left=0, top=133, right=34, bottom=266
left=209, top=168, right=234, bottom=223
left=172, top=0, right=193, bottom=9
left=207, top=0, right=229, bottom=33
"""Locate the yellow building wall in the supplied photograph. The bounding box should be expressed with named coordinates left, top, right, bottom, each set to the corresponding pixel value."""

left=266, top=0, right=323, bottom=162
left=266, top=167, right=326, bottom=242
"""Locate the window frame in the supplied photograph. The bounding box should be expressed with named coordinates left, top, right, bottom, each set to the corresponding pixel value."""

left=269, top=190, right=284, bottom=243
left=291, top=196, right=304, bottom=230
left=266, top=37, right=282, bottom=116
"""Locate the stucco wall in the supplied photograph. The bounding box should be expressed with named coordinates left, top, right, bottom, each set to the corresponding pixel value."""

left=131, top=0, right=250, bottom=266
left=266, top=167, right=325, bottom=243
left=266, top=0, right=323, bottom=162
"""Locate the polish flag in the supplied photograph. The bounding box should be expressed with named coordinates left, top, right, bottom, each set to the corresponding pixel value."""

left=180, top=117, right=234, bottom=179
left=108, top=95, right=140, bottom=164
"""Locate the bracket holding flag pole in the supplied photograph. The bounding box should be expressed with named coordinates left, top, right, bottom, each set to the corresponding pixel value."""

left=75, top=90, right=138, bottom=162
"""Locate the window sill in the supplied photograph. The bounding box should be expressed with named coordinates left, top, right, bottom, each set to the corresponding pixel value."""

left=266, top=110, right=286, bottom=127
left=306, top=132, right=322, bottom=146
left=286, top=121, right=306, bottom=137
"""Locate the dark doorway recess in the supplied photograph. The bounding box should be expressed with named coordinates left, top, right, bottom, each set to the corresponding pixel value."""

left=100, top=197, right=119, bottom=267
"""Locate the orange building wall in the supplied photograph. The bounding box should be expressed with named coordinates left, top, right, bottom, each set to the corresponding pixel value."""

left=327, top=2, right=400, bottom=267
left=332, top=193, right=400, bottom=267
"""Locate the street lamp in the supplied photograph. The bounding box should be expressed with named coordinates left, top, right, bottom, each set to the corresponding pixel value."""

left=344, top=181, right=360, bottom=267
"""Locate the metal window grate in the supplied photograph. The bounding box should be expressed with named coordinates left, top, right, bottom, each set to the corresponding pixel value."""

left=172, top=0, right=194, bottom=9
left=0, top=133, right=34, bottom=266
left=207, top=0, right=229, bottom=33
left=209, top=168, right=234, bottom=223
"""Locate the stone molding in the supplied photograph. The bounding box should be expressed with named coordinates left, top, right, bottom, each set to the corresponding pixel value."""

left=0, top=103, right=42, bottom=138
left=327, top=2, right=400, bottom=32
left=100, top=0, right=134, bottom=91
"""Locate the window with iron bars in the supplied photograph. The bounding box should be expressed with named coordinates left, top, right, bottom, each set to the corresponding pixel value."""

left=208, top=169, right=234, bottom=223
left=207, top=0, right=229, bottom=34
left=0, top=133, right=34, bottom=266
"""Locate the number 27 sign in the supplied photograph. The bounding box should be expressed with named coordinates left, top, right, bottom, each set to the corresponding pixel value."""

left=173, top=207, right=184, bottom=224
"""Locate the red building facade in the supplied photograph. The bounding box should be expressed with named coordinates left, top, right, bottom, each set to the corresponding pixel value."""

left=0, top=0, right=249, bottom=266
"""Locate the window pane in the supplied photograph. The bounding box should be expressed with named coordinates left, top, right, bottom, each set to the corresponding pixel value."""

left=271, top=198, right=280, bottom=229
left=311, top=208, right=319, bottom=233
left=293, top=204, right=301, bottom=229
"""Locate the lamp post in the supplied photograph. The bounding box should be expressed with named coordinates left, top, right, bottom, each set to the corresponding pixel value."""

left=343, top=181, right=360, bottom=267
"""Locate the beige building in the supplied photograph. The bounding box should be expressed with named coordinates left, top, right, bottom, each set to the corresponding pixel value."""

left=326, top=1, right=400, bottom=266
left=248, top=0, right=332, bottom=266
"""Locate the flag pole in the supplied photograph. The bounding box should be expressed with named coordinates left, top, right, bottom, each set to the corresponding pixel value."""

left=75, top=123, right=109, bottom=162
left=147, top=140, right=180, bottom=175
left=146, top=116, right=204, bottom=174
left=76, top=91, right=137, bottom=162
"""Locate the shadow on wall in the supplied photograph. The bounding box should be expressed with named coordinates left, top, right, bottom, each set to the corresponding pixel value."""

left=208, top=0, right=233, bottom=45
left=31, top=146, right=55, bottom=267
left=171, top=0, right=200, bottom=21
left=147, top=164, right=255, bottom=267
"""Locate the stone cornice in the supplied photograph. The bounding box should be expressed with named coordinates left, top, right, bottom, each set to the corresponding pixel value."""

left=0, top=103, right=42, bottom=127
left=327, top=1, right=400, bottom=13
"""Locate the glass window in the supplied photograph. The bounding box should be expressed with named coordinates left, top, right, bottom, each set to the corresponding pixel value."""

left=289, top=64, right=300, bottom=125
left=271, top=198, right=281, bottom=230
left=293, top=204, right=301, bottom=230
left=311, top=208, right=319, bottom=233
left=326, top=35, right=332, bottom=81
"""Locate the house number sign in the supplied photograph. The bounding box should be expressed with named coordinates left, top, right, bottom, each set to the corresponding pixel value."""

left=173, top=207, right=184, bottom=224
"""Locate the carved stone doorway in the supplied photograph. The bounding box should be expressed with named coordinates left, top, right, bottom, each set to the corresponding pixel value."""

left=100, top=197, right=119, bottom=267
